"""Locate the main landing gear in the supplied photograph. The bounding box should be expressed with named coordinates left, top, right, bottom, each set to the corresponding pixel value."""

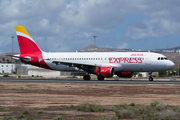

left=83, top=75, right=91, bottom=80
left=97, top=76, right=105, bottom=81
left=83, top=74, right=105, bottom=81
left=148, top=72, right=153, bottom=81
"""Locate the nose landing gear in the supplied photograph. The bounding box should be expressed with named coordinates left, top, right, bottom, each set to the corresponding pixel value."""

left=83, top=75, right=91, bottom=80
left=148, top=72, right=153, bottom=81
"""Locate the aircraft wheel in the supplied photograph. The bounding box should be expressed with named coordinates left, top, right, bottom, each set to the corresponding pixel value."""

left=149, top=77, right=153, bottom=81
left=97, top=76, right=105, bottom=81
left=83, top=75, right=91, bottom=80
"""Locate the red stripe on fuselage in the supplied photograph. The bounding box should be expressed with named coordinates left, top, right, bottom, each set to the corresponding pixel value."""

left=20, top=54, right=52, bottom=70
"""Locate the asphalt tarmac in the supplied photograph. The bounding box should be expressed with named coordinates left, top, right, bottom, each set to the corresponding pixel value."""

left=0, top=78, right=180, bottom=84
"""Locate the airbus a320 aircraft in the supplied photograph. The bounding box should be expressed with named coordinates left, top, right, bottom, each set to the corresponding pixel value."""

left=12, top=26, right=175, bottom=81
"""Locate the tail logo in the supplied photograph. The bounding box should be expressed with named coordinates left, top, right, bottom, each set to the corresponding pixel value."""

left=38, top=56, right=43, bottom=63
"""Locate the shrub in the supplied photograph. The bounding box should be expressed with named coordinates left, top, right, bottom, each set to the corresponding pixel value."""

left=142, top=112, right=158, bottom=120
left=0, top=117, right=4, bottom=120
left=77, top=103, right=105, bottom=112
left=22, top=109, right=29, bottom=114
left=37, top=110, right=43, bottom=114
left=70, top=104, right=74, bottom=108
left=116, top=104, right=128, bottom=110
left=129, top=103, right=135, bottom=106
left=3, top=75, right=9, bottom=77
left=134, top=105, right=150, bottom=116
left=52, top=118, right=56, bottom=120
left=104, top=105, right=115, bottom=111
left=57, top=116, right=63, bottom=120
left=32, top=75, right=34, bottom=77
left=101, top=116, right=118, bottom=120
left=6, top=117, right=11, bottom=120
left=115, top=109, right=134, bottom=119
left=12, top=117, right=17, bottom=120
left=19, top=113, right=24, bottom=118
left=26, top=117, right=33, bottom=120
left=53, top=116, right=62, bottom=120
left=138, top=74, right=142, bottom=77
left=151, top=101, right=158, bottom=107
left=155, top=104, right=168, bottom=111
left=0, top=107, right=5, bottom=111
left=173, top=107, right=180, bottom=112
left=78, top=117, right=83, bottom=120
left=158, top=110, right=178, bottom=120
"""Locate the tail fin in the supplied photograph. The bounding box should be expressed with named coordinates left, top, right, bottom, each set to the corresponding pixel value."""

left=15, top=26, right=42, bottom=54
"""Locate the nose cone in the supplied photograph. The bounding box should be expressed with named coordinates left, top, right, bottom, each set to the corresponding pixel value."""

left=167, top=61, right=175, bottom=69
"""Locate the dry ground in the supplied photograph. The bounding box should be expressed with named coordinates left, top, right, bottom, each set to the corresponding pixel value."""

left=0, top=82, right=180, bottom=119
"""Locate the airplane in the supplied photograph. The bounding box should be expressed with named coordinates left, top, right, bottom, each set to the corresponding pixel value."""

left=12, top=26, right=175, bottom=81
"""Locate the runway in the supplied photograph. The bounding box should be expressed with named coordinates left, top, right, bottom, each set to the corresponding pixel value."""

left=0, top=78, right=180, bottom=84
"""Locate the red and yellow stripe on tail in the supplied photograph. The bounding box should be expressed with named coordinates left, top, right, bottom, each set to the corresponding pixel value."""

left=15, top=26, right=52, bottom=70
left=15, top=26, right=42, bottom=54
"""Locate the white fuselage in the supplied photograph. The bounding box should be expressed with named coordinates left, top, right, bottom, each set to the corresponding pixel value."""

left=42, top=52, right=174, bottom=72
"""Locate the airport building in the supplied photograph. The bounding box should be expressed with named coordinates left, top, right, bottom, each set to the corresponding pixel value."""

left=0, top=63, right=16, bottom=74
left=0, top=63, right=72, bottom=77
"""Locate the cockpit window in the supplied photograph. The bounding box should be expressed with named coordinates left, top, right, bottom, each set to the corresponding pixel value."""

left=158, top=57, right=168, bottom=60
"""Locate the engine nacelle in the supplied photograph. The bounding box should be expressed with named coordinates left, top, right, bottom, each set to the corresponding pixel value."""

left=115, top=72, right=133, bottom=78
left=95, top=67, right=114, bottom=78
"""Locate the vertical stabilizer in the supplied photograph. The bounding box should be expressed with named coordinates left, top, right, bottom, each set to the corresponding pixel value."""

left=15, top=26, right=42, bottom=54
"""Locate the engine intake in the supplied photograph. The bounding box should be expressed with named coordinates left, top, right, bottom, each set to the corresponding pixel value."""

left=95, top=67, right=114, bottom=78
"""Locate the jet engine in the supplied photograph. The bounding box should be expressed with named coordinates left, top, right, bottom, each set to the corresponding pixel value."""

left=115, top=72, right=133, bottom=78
left=95, top=67, right=114, bottom=78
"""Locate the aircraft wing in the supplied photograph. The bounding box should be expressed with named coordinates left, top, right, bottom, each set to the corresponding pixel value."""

left=45, top=59, right=115, bottom=72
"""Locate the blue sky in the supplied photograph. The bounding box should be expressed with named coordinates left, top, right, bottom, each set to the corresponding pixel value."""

left=0, top=0, right=180, bottom=54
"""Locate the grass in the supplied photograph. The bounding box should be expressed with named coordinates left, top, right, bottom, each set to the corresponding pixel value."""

left=0, top=106, right=8, bottom=111
left=77, top=103, right=105, bottom=112
left=53, top=116, right=63, bottom=120
left=19, top=113, right=24, bottom=118
left=114, top=101, right=180, bottom=120
left=1, top=103, right=180, bottom=119
left=37, top=110, right=43, bottom=114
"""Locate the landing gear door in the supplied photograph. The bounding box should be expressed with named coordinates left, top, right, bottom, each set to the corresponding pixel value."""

left=146, top=53, right=151, bottom=65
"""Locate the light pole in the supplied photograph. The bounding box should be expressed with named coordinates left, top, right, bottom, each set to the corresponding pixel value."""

left=93, top=36, right=97, bottom=50
left=178, top=62, right=179, bottom=76
left=11, top=36, right=14, bottom=74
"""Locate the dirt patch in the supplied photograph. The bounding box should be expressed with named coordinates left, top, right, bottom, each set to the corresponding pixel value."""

left=0, top=82, right=180, bottom=119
